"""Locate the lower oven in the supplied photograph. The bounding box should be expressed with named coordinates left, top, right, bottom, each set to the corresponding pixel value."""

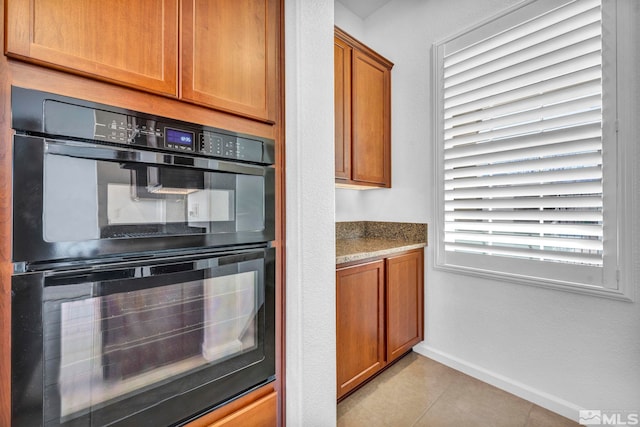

left=12, top=247, right=275, bottom=427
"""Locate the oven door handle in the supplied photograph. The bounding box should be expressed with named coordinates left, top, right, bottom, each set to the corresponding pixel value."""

left=44, top=140, right=269, bottom=176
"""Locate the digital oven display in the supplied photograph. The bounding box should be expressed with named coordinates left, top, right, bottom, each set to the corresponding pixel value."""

left=165, top=128, right=195, bottom=150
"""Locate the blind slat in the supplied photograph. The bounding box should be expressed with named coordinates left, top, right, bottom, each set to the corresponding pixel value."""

left=445, top=0, right=600, bottom=66
left=444, top=109, right=601, bottom=149
left=444, top=231, right=602, bottom=251
left=445, top=181, right=601, bottom=199
left=445, top=195, right=602, bottom=209
left=445, top=221, right=603, bottom=236
left=445, top=94, right=601, bottom=139
left=446, top=167, right=602, bottom=188
left=445, top=37, right=600, bottom=96
left=445, top=79, right=601, bottom=129
left=445, top=66, right=601, bottom=118
left=444, top=243, right=603, bottom=265
left=445, top=22, right=601, bottom=87
left=445, top=210, right=602, bottom=222
left=444, top=52, right=601, bottom=108
left=446, top=137, right=601, bottom=168
left=446, top=152, right=601, bottom=177
left=444, top=6, right=601, bottom=77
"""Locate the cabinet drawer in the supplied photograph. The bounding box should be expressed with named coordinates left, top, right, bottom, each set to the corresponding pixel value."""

left=209, top=392, right=277, bottom=427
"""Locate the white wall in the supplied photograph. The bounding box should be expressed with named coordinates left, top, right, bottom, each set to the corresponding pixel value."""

left=334, top=1, right=365, bottom=39
left=285, top=1, right=337, bottom=426
left=335, top=0, right=640, bottom=420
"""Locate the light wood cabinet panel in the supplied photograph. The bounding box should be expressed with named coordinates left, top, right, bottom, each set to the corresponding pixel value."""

left=181, top=0, right=278, bottom=123
left=351, top=50, right=390, bottom=186
left=334, top=36, right=352, bottom=180
left=5, top=0, right=178, bottom=96
left=334, top=27, right=392, bottom=188
left=386, top=250, right=424, bottom=363
left=208, top=391, right=277, bottom=427
left=336, top=260, right=385, bottom=399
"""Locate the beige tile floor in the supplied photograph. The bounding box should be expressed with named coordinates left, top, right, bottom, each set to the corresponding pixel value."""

left=337, top=352, right=580, bottom=427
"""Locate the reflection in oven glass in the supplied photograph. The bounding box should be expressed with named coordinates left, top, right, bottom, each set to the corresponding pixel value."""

left=43, top=154, right=266, bottom=242
left=56, top=272, right=258, bottom=420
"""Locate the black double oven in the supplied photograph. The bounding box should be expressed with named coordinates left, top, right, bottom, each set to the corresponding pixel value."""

left=10, top=87, right=276, bottom=426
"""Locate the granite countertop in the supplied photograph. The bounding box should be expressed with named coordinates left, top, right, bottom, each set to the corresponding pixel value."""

left=336, top=237, right=426, bottom=264
left=336, top=221, right=427, bottom=265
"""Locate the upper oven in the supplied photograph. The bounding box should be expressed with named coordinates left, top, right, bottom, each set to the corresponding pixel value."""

left=11, top=86, right=275, bottom=266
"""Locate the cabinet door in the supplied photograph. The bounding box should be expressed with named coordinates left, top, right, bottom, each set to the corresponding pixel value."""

left=181, top=0, right=278, bottom=123
left=208, top=392, right=277, bottom=427
left=5, top=0, right=178, bottom=96
left=351, top=50, right=391, bottom=187
left=334, top=36, right=352, bottom=181
left=336, top=260, right=385, bottom=399
left=386, top=250, right=424, bottom=363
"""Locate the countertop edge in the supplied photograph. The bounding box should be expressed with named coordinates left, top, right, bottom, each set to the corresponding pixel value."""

left=336, top=242, right=426, bottom=265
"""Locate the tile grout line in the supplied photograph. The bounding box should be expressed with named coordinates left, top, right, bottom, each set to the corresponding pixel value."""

left=522, top=402, right=535, bottom=427
left=409, top=375, right=457, bottom=427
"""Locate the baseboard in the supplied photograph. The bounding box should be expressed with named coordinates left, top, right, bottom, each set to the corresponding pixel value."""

left=413, top=343, right=583, bottom=422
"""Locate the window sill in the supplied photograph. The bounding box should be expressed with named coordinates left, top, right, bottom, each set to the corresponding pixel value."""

left=433, top=261, right=634, bottom=302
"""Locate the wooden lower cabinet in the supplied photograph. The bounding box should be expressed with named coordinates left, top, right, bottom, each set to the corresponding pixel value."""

left=386, top=250, right=424, bottom=363
left=336, top=249, right=424, bottom=399
left=336, top=260, right=386, bottom=399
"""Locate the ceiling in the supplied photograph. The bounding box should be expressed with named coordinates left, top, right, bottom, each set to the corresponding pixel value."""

left=336, top=0, right=392, bottom=19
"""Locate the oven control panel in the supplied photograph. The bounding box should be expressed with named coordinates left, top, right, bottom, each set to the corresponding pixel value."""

left=14, top=89, right=275, bottom=166
left=91, top=109, right=269, bottom=164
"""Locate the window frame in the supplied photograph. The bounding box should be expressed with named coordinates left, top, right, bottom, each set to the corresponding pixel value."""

left=432, top=0, right=633, bottom=301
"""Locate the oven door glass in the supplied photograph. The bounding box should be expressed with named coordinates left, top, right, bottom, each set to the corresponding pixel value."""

left=11, top=249, right=275, bottom=427
left=42, top=143, right=267, bottom=240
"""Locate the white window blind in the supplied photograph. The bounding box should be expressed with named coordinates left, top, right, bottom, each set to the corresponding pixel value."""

left=433, top=0, right=623, bottom=293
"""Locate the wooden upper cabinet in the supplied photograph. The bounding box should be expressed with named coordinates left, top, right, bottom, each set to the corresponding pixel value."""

left=334, top=27, right=392, bottom=188
left=386, top=250, right=424, bottom=363
left=5, top=0, right=179, bottom=96
left=181, top=0, right=278, bottom=123
left=5, top=0, right=281, bottom=123
left=336, top=260, right=386, bottom=399
left=334, top=36, right=352, bottom=180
